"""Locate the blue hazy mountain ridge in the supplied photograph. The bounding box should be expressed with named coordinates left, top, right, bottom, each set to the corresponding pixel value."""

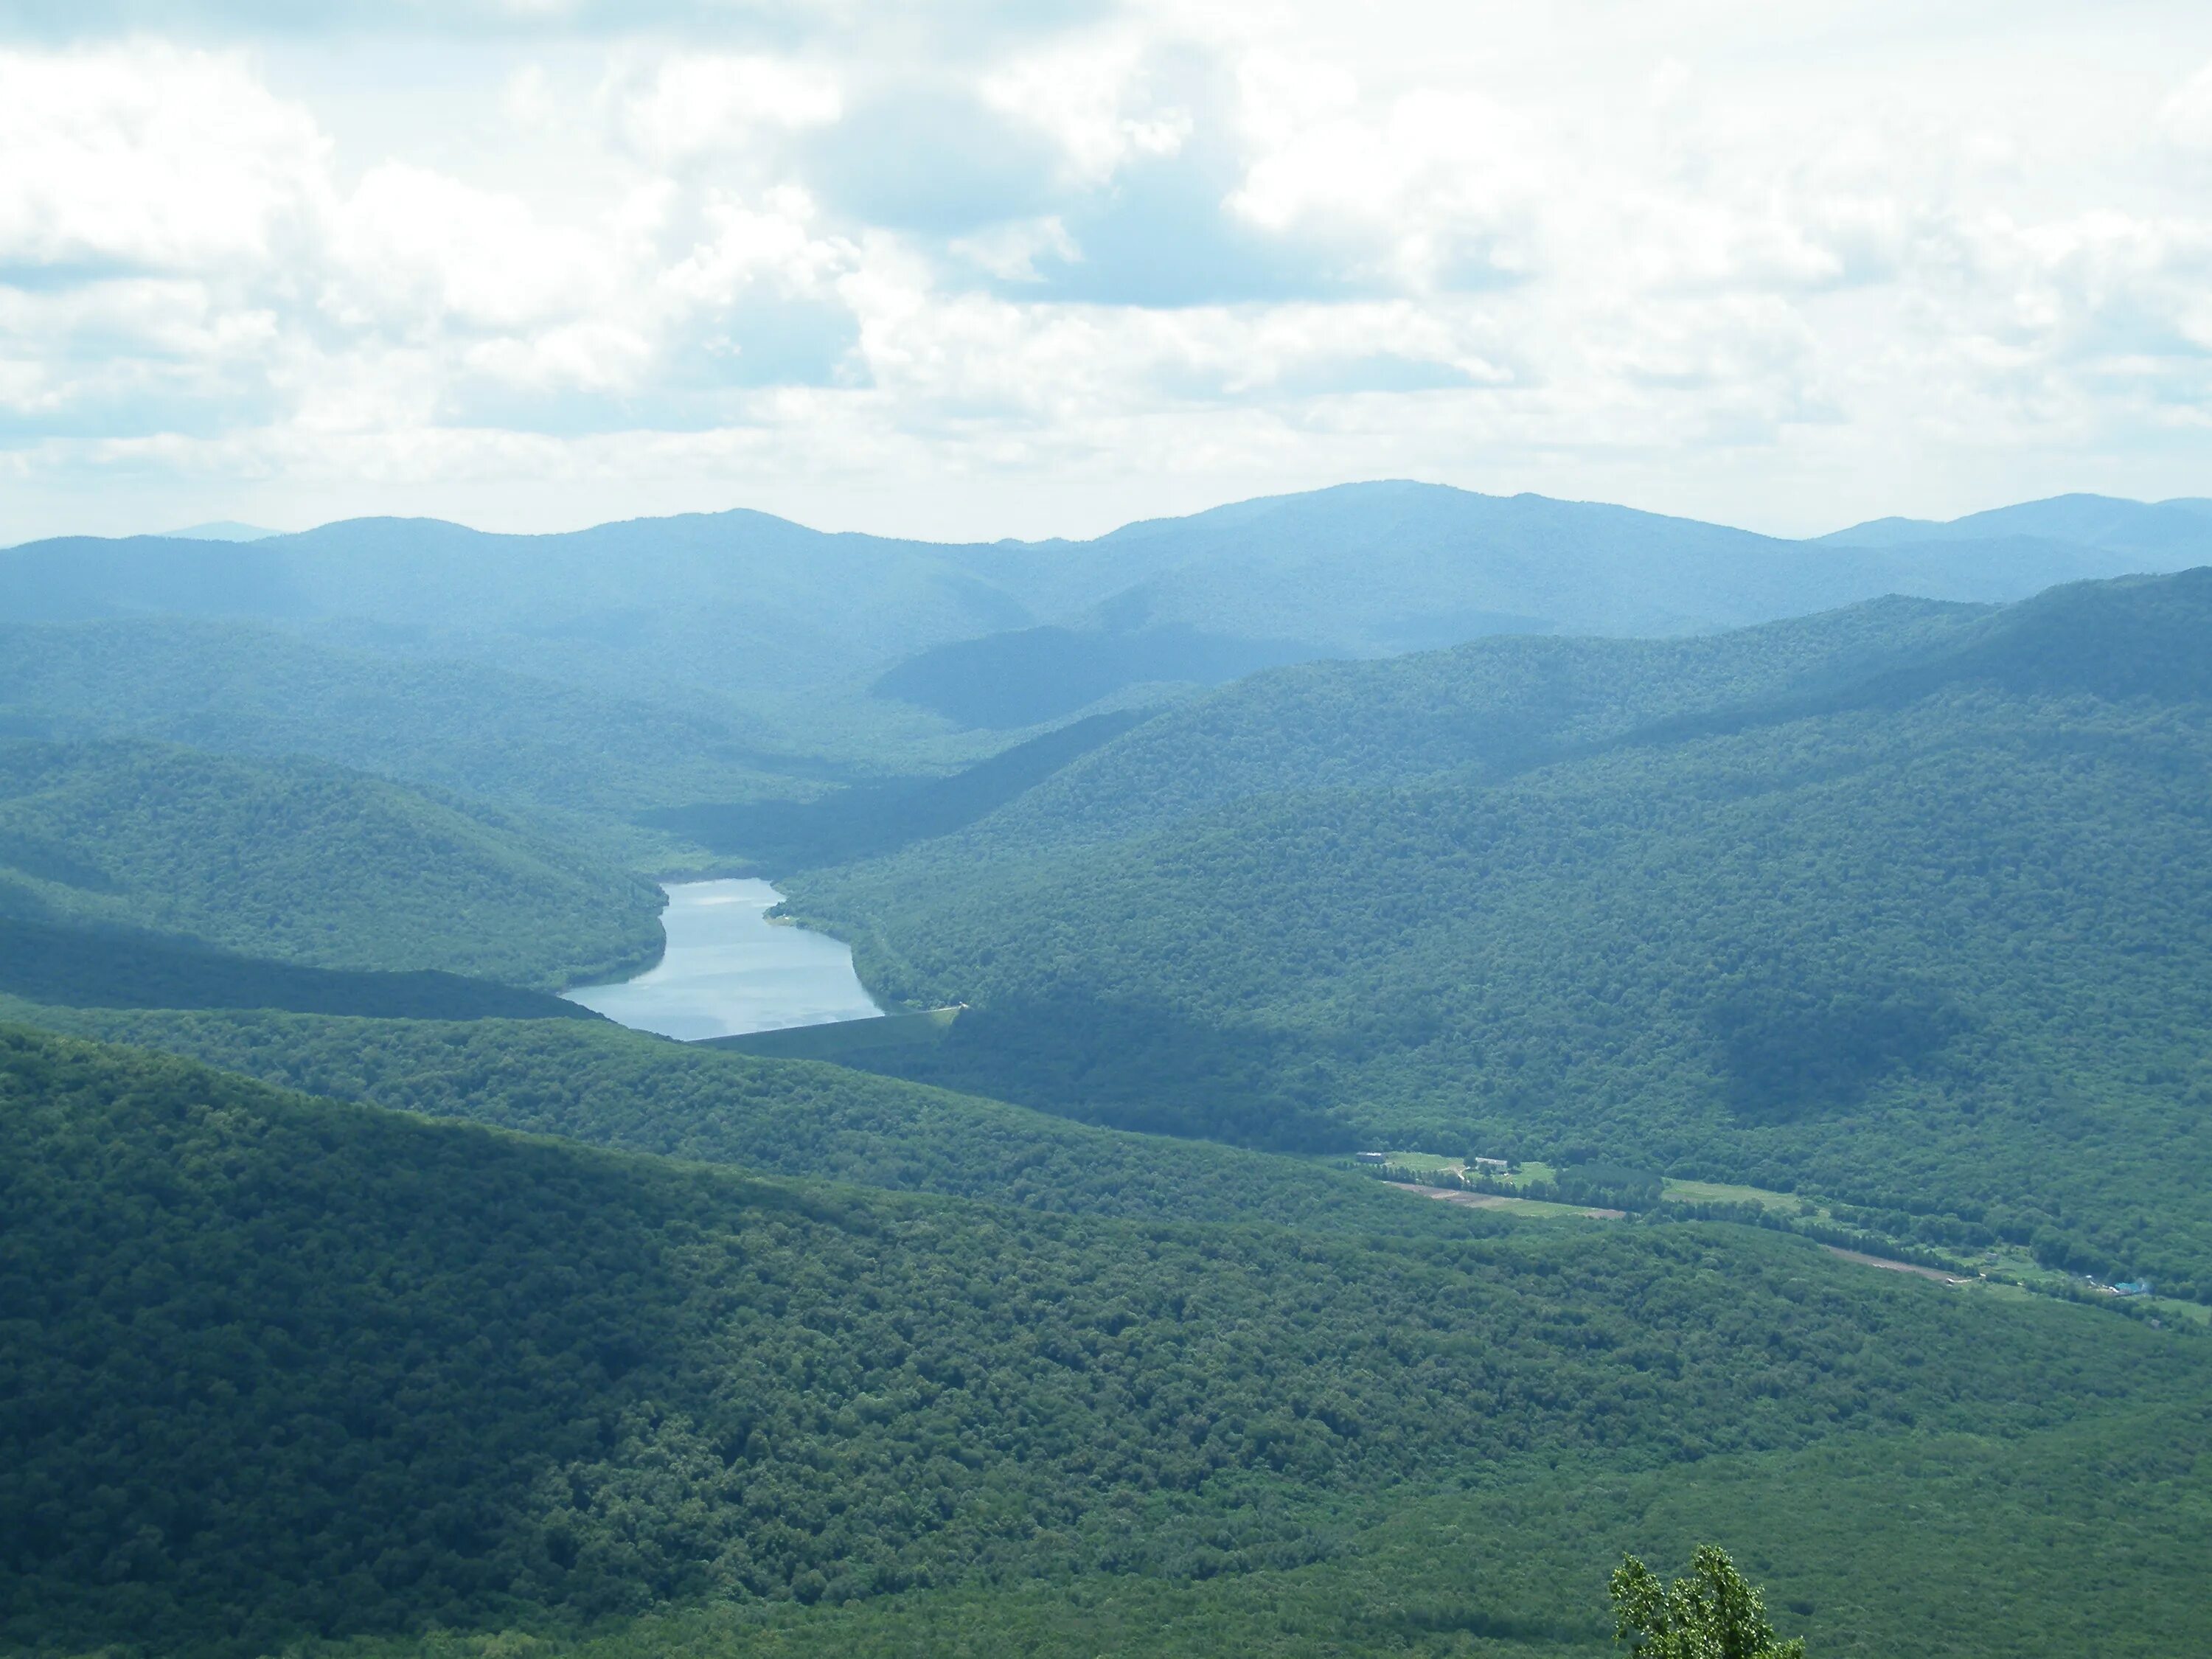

left=3, top=487, right=2200, bottom=740
left=867, top=624, right=1323, bottom=728
left=0, top=618, right=816, bottom=817
left=1057, top=483, right=2183, bottom=639
left=1818, top=493, right=2212, bottom=551
left=853, top=594, right=1993, bottom=861
left=0, top=512, right=1113, bottom=712
left=782, top=568, right=2212, bottom=1292
left=163, top=521, right=281, bottom=542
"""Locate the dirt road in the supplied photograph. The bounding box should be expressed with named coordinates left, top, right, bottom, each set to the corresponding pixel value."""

left=1408, top=1184, right=1625, bottom=1220
left=1822, top=1245, right=1970, bottom=1285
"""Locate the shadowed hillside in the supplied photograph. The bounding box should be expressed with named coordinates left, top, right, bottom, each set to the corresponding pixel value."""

left=0, top=918, right=601, bottom=1022
left=2, top=1024, right=2200, bottom=1658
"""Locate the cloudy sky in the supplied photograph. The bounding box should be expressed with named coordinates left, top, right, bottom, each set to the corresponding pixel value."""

left=4, top=0, right=2211, bottom=543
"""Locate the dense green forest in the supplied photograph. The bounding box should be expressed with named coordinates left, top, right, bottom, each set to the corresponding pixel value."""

left=880, top=594, right=1987, bottom=861
left=870, top=623, right=1313, bottom=728
left=788, top=571, right=2212, bottom=1294
left=0, top=1004, right=1466, bottom=1232
left=0, top=740, right=662, bottom=988
left=684, top=597, right=1984, bottom=871
left=5, top=506, right=2212, bottom=1659
left=4, top=1025, right=2203, bottom=1659
left=295, top=1403, right=2212, bottom=1659
left=0, top=618, right=827, bottom=820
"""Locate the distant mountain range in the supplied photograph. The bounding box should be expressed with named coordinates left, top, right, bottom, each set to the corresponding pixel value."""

left=1818, top=495, right=2212, bottom=552
left=161, top=521, right=281, bottom=543
left=6, top=487, right=2206, bottom=737
left=6, top=487, right=2212, bottom=1659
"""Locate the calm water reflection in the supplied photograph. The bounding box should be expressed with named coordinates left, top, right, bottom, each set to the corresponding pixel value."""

left=563, top=878, right=882, bottom=1041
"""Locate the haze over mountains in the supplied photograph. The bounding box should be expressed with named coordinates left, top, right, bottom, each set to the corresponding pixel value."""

left=17, top=0, right=2212, bottom=1644
left=162, top=522, right=281, bottom=543
left=789, top=569, right=2212, bottom=1291
left=4, top=479, right=2211, bottom=1659
left=6, top=486, right=2202, bottom=744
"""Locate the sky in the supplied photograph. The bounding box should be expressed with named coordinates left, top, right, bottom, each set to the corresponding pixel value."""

left=4, top=0, right=2212, bottom=544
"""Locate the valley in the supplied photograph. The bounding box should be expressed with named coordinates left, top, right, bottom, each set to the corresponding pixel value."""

left=21, top=0, right=2212, bottom=1647
left=1, top=489, right=2208, bottom=1659
left=4, top=1026, right=2204, bottom=1659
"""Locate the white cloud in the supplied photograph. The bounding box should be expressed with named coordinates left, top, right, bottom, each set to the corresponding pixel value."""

left=328, top=164, right=618, bottom=334
left=2162, top=58, right=2212, bottom=150
left=610, top=53, right=842, bottom=165
left=0, top=46, right=327, bottom=276
left=1229, top=79, right=1539, bottom=290
left=980, top=35, right=1194, bottom=187
left=8, top=8, right=2212, bottom=543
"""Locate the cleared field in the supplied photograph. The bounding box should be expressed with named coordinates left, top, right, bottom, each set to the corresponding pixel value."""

left=1364, top=1152, right=1554, bottom=1183
left=1662, top=1178, right=1809, bottom=1213
left=1351, top=1166, right=2196, bottom=1322
left=1411, top=1185, right=1624, bottom=1220
left=1368, top=1150, right=1463, bottom=1173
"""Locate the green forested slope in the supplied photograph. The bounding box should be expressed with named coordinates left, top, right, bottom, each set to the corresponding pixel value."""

left=0, top=619, right=814, bottom=818
left=1, top=1005, right=1465, bottom=1231
left=310, top=1405, right=2212, bottom=1659
left=2, top=1025, right=2200, bottom=1659
left=789, top=571, right=2212, bottom=1292
left=852, top=594, right=1986, bottom=868
left=0, top=741, right=661, bottom=987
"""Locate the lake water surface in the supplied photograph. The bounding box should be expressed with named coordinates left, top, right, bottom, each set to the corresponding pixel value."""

left=563, top=878, right=883, bottom=1041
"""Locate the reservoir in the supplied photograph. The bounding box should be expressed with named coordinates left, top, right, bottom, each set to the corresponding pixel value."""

left=563, top=878, right=883, bottom=1041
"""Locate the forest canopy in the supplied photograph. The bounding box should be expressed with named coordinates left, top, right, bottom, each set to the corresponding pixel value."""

left=0, top=740, right=663, bottom=989
left=4, top=1023, right=2199, bottom=1658
left=787, top=571, right=2212, bottom=1294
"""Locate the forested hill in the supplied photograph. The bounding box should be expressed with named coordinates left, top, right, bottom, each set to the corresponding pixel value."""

left=1, top=488, right=2197, bottom=741
left=0, top=919, right=601, bottom=1023
left=0, top=618, right=814, bottom=818
left=862, top=594, right=1992, bottom=865
left=835, top=566, right=2212, bottom=870
left=0, top=740, right=661, bottom=988
left=1054, top=483, right=2181, bottom=650
left=1818, top=492, right=2212, bottom=552
left=786, top=568, right=2212, bottom=1293
left=3, top=1023, right=2201, bottom=1658
left=5, top=1004, right=1475, bottom=1233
